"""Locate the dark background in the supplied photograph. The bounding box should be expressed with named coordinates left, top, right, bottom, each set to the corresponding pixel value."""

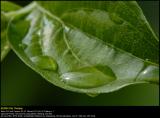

left=1, top=1, right=159, bottom=106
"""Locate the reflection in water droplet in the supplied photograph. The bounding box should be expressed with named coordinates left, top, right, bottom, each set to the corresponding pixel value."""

left=30, top=56, right=57, bottom=71
left=60, top=65, right=116, bottom=88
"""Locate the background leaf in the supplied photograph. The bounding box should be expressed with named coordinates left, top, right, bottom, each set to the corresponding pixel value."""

left=1, top=1, right=20, bottom=61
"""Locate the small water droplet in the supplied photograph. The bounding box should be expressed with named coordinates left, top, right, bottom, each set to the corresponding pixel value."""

left=30, top=56, right=57, bottom=71
left=60, top=65, right=116, bottom=88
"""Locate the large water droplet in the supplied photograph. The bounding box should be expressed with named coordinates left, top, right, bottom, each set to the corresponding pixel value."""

left=30, top=56, right=57, bottom=71
left=60, top=65, right=116, bottom=88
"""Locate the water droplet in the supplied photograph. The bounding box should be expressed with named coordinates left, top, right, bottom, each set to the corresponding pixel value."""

left=110, top=13, right=124, bottom=25
left=60, top=65, right=116, bottom=88
left=30, top=56, right=57, bottom=71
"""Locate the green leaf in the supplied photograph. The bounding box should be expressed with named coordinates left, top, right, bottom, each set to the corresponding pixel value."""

left=1, top=1, right=20, bottom=12
left=1, top=13, right=9, bottom=61
left=7, top=2, right=159, bottom=95
left=1, top=1, right=21, bottom=61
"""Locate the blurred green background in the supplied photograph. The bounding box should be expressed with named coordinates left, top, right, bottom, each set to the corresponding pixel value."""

left=1, top=1, right=159, bottom=106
